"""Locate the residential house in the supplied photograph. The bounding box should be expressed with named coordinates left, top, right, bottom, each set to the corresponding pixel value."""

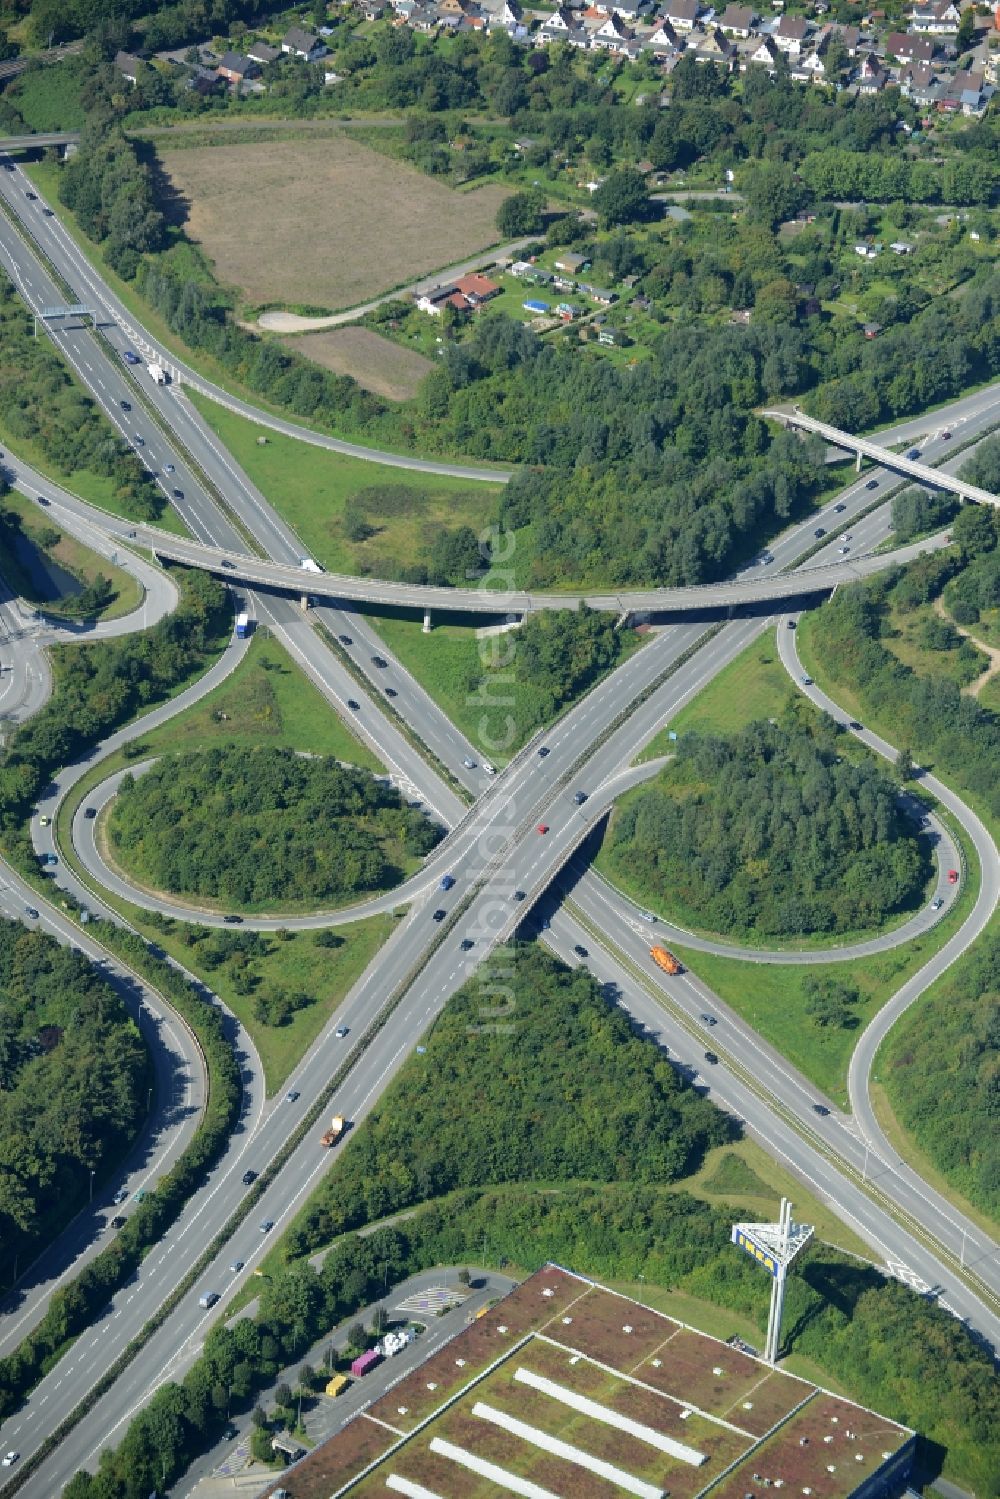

left=889, top=240, right=915, bottom=253
left=358, top=0, right=387, bottom=16
left=608, top=0, right=653, bottom=17
left=588, top=287, right=618, bottom=304
left=748, top=33, right=781, bottom=66
left=418, top=287, right=476, bottom=315
left=113, top=49, right=143, bottom=84
left=796, top=47, right=826, bottom=77
left=899, top=60, right=940, bottom=100
left=246, top=40, right=280, bottom=64
left=438, top=0, right=479, bottom=16
left=862, top=321, right=882, bottom=338
left=908, top=0, right=960, bottom=29
left=537, top=5, right=588, bottom=42
left=884, top=30, right=935, bottom=60
left=215, top=50, right=259, bottom=83
left=491, top=0, right=525, bottom=28
left=281, top=26, right=327, bottom=59
left=833, top=23, right=860, bottom=52
left=646, top=18, right=683, bottom=51
left=716, top=3, right=757, bottom=33
left=937, top=67, right=992, bottom=112
left=661, top=0, right=703, bottom=30
left=451, top=273, right=501, bottom=304
left=690, top=24, right=734, bottom=59
left=555, top=252, right=589, bottom=274
left=772, top=13, right=809, bottom=52
left=591, top=11, right=635, bottom=50
left=853, top=241, right=878, bottom=257
left=187, top=66, right=225, bottom=96
left=856, top=51, right=887, bottom=89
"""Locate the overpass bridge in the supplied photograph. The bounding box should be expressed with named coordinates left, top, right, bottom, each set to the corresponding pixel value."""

left=135, top=523, right=948, bottom=619
left=0, top=41, right=84, bottom=82
left=770, top=407, right=999, bottom=506
left=0, top=131, right=79, bottom=153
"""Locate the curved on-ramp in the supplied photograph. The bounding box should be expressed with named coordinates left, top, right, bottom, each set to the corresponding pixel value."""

left=777, top=614, right=1000, bottom=1274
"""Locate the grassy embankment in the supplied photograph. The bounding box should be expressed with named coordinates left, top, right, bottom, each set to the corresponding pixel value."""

left=55, top=633, right=396, bottom=1092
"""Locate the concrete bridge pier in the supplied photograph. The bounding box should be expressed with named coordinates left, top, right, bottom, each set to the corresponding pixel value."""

left=856, top=450, right=863, bottom=473
left=300, top=594, right=311, bottom=612
left=423, top=610, right=432, bottom=633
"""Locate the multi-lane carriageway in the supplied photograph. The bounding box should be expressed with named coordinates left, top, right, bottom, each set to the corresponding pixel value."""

left=0, top=148, right=999, bottom=1495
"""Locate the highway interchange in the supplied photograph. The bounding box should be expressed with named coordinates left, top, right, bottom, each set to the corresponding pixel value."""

left=0, top=148, right=999, bottom=1496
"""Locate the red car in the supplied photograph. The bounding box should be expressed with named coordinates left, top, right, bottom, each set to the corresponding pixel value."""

left=948, top=869, right=959, bottom=884
left=537, top=823, right=549, bottom=834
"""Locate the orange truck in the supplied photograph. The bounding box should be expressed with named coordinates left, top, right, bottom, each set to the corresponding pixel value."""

left=320, top=1114, right=346, bottom=1147
left=650, top=946, right=682, bottom=975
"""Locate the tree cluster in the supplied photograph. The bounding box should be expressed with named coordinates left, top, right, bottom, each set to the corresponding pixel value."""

left=60, top=118, right=166, bottom=279
left=288, top=945, right=733, bottom=1246
left=890, top=486, right=959, bottom=544
left=0, top=920, right=146, bottom=1277
left=0, top=275, right=163, bottom=520
left=884, top=930, right=1000, bottom=1220
left=609, top=722, right=928, bottom=938
left=108, top=745, right=442, bottom=908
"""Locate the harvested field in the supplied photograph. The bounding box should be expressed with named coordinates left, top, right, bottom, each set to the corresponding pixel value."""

left=157, top=134, right=511, bottom=309
left=283, top=326, right=434, bottom=401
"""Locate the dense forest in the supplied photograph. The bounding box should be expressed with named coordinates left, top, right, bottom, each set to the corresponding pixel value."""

left=108, top=745, right=442, bottom=907
left=607, top=722, right=927, bottom=938
left=288, top=945, right=734, bottom=1249
left=0, top=568, right=227, bottom=838
left=0, top=275, right=164, bottom=520
left=58, top=954, right=1000, bottom=1499
left=0, top=918, right=147, bottom=1278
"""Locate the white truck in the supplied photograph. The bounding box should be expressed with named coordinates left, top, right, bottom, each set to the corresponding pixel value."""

left=147, top=362, right=167, bottom=385
left=299, top=556, right=322, bottom=574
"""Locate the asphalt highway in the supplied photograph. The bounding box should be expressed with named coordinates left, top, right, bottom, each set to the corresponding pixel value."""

left=0, top=164, right=999, bottom=1495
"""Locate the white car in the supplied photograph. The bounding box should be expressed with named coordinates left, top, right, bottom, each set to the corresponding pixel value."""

left=2, top=1453, right=19, bottom=1468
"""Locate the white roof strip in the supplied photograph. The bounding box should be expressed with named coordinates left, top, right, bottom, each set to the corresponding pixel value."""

left=473, top=1402, right=665, bottom=1499
left=428, top=1437, right=561, bottom=1499
left=514, top=1365, right=708, bottom=1466
left=385, top=1475, right=447, bottom=1499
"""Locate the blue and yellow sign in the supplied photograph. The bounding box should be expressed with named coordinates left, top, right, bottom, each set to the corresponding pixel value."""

left=732, top=1227, right=779, bottom=1278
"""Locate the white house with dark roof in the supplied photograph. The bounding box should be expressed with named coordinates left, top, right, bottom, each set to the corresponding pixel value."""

left=646, top=17, right=683, bottom=50
left=661, top=0, right=703, bottom=30
left=748, top=33, right=781, bottom=67
left=716, top=3, right=757, bottom=33
left=281, top=26, right=327, bottom=59
left=591, top=10, right=634, bottom=48
left=772, top=13, right=809, bottom=52
left=908, top=0, right=960, bottom=30
left=885, top=30, right=936, bottom=61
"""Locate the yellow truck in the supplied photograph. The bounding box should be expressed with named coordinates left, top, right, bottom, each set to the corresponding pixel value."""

left=325, top=1373, right=350, bottom=1397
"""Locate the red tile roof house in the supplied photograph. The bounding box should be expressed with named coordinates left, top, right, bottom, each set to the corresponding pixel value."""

left=451, top=273, right=501, bottom=305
